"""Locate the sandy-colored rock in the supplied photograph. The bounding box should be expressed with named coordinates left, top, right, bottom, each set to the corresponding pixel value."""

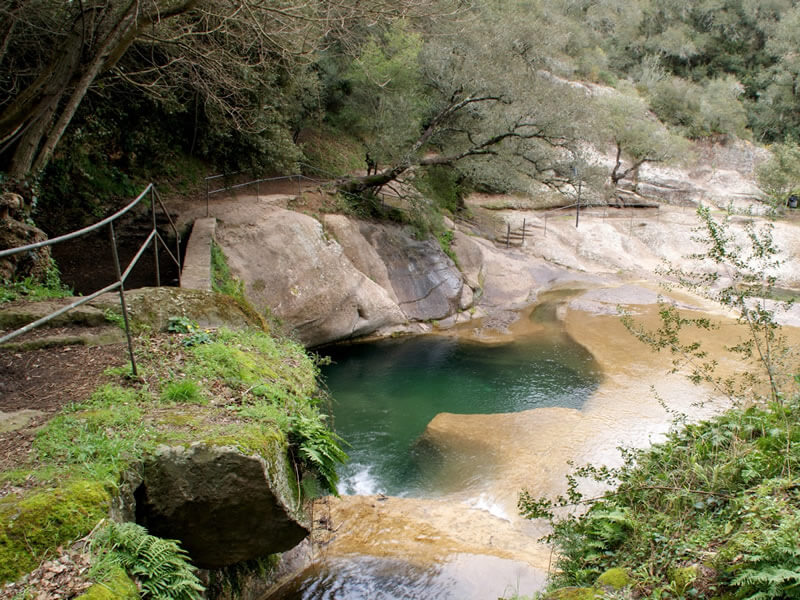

left=357, top=223, right=463, bottom=321
left=322, top=215, right=398, bottom=303
left=217, top=207, right=405, bottom=347
left=459, top=285, right=474, bottom=310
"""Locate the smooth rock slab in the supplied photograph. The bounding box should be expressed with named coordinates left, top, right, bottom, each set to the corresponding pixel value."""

left=134, top=443, right=309, bottom=569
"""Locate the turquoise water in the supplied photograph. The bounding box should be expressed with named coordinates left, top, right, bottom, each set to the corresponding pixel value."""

left=320, top=324, right=601, bottom=497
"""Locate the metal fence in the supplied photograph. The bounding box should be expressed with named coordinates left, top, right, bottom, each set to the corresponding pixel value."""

left=203, top=162, right=339, bottom=216
left=0, top=183, right=180, bottom=376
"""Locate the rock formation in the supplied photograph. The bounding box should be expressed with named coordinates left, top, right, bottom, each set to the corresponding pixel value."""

left=133, top=443, right=309, bottom=569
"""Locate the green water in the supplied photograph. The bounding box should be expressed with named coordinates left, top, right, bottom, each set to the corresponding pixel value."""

left=320, top=322, right=601, bottom=497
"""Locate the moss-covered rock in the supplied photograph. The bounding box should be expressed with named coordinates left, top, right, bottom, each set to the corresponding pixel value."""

left=670, top=565, right=699, bottom=595
left=90, top=287, right=268, bottom=333
left=134, top=442, right=308, bottom=569
left=0, top=480, right=111, bottom=583
left=76, top=567, right=140, bottom=600
left=596, top=567, right=631, bottom=590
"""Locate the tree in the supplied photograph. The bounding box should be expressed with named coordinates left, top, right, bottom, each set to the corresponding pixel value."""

left=595, top=88, right=688, bottom=190
left=335, top=0, right=593, bottom=196
left=0, top=0, right=452, bottom=181
left=756, top=140, right=800, bottom=207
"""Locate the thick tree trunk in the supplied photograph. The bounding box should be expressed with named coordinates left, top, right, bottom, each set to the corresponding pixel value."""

left=32, top=3, right=141, bottom=174
left=3, top=0, right=199, bottom=178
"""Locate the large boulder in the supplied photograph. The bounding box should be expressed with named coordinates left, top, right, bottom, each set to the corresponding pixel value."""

left=217, top=207, right=405, bottom=347
left=352, top=222, right=463, bottom=321
left=0, top=215, right=50, bottom=282
left=134, top=443, right=308, bottom=569
left=451, top=231, right=541, bottom=310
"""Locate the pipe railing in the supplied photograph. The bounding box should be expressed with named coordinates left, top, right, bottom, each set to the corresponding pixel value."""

left=203, top=163, right=336, bottom=217
left=0, top=183, right=180, bottom=376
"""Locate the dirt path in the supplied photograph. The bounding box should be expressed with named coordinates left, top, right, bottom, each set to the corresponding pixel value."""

left=0, top=343, right=126, bottom=473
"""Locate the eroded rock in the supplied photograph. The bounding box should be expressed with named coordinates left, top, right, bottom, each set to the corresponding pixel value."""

left=134, top=443, right=309, bottom=569
left=356, top=223, right=463, bottom=321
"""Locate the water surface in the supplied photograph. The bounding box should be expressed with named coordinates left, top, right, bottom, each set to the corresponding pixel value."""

left=321, top=321, right=601, bottom=497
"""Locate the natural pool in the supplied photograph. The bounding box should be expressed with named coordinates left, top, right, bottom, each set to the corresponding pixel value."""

left=320, top=312, right=602, bottom=497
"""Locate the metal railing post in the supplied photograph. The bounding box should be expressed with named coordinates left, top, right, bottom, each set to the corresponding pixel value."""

left=506, top=223, right=510, bottom=248
left=206, top=178, right=210, bottom=217
left=522, top=218, right=526, bottom=245
left=544, top=214, right=548, bottom=237
left=151, top=187, right=161, bottom=287
left=109, top=222, right=138, bottom=377
left=296, top=174, right=302, bottom=198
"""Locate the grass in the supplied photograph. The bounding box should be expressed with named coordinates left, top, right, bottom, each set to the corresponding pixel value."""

left=0, top=324, right=345, bottom=586
left=0, top=260, right=72, bottom=305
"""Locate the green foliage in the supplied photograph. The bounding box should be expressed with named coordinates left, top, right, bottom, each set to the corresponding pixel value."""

left=329, top=22, right=428, bottom=166
left=90, top=521, right=204, bottom=600
left=160, top=379, right=205, bottom=405
left=414, top=165, right=470, bottom=215
left=756, top=140, right=800, bottom=209
left=437, top=229, right=457, bottom=264
left=596, top=88, right=690, bottom=186
left=0, top=480, right=111, bottom=583
left=288, top=413, right=348, bottom=496
left=210, top=242, right=246, bottom=305
left=0, top=259, right=72, bottom=305
left=167, top=316, right=213, bottom=347
left=166, top=316, right=195, bottom=334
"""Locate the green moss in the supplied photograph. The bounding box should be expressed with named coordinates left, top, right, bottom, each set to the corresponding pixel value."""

left=544, top=587, right=604, bottom=600
left=77, top=567, right=139, bottom=600
left=595, top=568, right=631, bottom=590
left=200, top=422, right=285, bottom=456
left=0, top=480, right=111, bottom=583
left=670, top=565, right=698, bottom=595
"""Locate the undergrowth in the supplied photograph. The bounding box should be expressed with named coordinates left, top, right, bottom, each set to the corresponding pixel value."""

left=0, top=258, right=72, bottom=304
left=520, top=207, right=800, bottom=599
left=0, top=324, right=347, bottom=586
left=520, top=392, right=800, bottom=598
left=90, top=521, right=204, bottom=600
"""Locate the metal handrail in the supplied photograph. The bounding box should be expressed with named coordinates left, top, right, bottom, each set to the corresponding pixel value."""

left=0, top=183, right=181, bottom=376
left=202, top=163, right=339, bottom=217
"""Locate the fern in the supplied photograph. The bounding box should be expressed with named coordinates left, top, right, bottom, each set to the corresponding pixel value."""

left=91, top=521, right=205, bottom=600
left=288, top=413, right=348, bottom=496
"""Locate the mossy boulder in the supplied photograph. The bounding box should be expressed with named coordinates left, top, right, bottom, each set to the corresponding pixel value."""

left=670, top=565, right=699, bottom=595
left=596, top=567, right=632, bottom=590
left=90, top=287, right=267, bottom=333
left=0, top=480, right=111, bottom=583
left=133, top=442, right=309, bottom=569
left=76, top=567, right=139, bottom=599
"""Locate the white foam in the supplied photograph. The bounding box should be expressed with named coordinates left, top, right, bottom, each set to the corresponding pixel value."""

left=341, top=464, right=386, bottom=496
left=465, top=494, right=511, bottom=521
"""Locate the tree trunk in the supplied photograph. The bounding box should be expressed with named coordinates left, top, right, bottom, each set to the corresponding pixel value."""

left=32, top=3, right=141, bottom=174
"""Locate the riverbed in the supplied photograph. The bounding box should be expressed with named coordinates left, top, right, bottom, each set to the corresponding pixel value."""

left=264, top=283, right=797, bottom=599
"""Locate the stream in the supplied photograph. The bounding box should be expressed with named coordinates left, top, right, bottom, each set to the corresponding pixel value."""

left=264, top=301, right=605, bottom=599
left=321, top=315, right=601, bottom=498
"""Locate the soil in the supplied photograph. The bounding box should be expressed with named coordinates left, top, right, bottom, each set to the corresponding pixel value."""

left=0, top=343, right=126, bottom=473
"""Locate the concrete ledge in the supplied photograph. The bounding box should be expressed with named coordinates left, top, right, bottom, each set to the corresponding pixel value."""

left=181, top=218, right=216, bottom=291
